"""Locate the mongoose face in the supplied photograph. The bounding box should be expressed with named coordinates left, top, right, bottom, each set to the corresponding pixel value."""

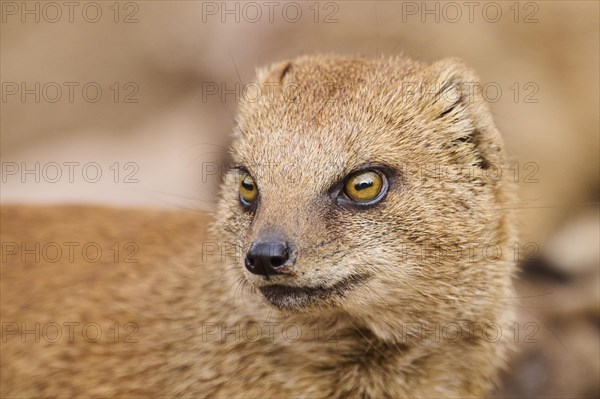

left=215, top=55, right=512, bottom=339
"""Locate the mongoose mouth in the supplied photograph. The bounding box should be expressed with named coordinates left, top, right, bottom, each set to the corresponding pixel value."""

left=258, top=273, right=370, bottom=310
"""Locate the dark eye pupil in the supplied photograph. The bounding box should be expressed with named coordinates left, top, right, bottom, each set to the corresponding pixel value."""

left=354, top=181, right=373, bottom=191
left=242, top=181, right=254, bottom=191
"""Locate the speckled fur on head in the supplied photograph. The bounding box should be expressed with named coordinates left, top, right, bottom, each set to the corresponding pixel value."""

left=215, top=54, right=516, bottom=397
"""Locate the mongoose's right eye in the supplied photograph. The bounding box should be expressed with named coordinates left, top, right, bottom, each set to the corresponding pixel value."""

left=239, top=173, right=258, bottom=206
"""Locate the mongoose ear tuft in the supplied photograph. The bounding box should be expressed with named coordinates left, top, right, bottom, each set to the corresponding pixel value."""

left=426, top=58, right=503, bottom=172
left=428, top=58, right=479, bottom=120
left=247, top=60, right=293, bottom=103
left=239, top=60, right=293, bottom=121
left=436, top=81, right=463, bottom=119
left=256, top=60, right=293, bottom=86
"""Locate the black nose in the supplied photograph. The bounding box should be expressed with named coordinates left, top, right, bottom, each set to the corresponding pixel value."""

left=245, top=241, right=291, bottom=277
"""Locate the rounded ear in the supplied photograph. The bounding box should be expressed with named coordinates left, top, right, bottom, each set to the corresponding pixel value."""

left=240, top=60, right=292, bottom=112
left=256, top=60, right=292, bottom=86
left=423, top=58, right=506, bottom=171
left=426, top=58, right=481, bottom=117
left=237, top=60, right=293, bottom=135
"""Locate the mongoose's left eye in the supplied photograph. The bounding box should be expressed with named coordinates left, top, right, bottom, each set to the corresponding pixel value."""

left=239, top=173, right=258, bottom=206
left=343, top=170, right=387, bottom=204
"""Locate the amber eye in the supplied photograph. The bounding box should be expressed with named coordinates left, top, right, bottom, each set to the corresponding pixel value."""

left=343, top=170, right=386, bottom=204
left=239, top=173, right=258, bottom=205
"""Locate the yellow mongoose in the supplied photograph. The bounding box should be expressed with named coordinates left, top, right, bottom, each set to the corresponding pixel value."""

left=1, top=55, right=515, bottom=398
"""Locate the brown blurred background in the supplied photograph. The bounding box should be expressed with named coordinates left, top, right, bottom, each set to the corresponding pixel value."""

left=1, top=1, right=598, bottom=397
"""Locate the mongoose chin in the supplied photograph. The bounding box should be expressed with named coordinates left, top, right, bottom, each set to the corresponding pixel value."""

left=258, top=272, right=371, bottom=310
left=1, top=54, right=516, bottom=398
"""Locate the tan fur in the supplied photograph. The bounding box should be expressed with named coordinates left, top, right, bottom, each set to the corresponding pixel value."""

left=1, top=55, right=515, bottom=398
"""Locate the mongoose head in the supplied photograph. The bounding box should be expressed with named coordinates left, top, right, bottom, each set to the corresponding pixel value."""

left=215, top=55, right=514, bottom=341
